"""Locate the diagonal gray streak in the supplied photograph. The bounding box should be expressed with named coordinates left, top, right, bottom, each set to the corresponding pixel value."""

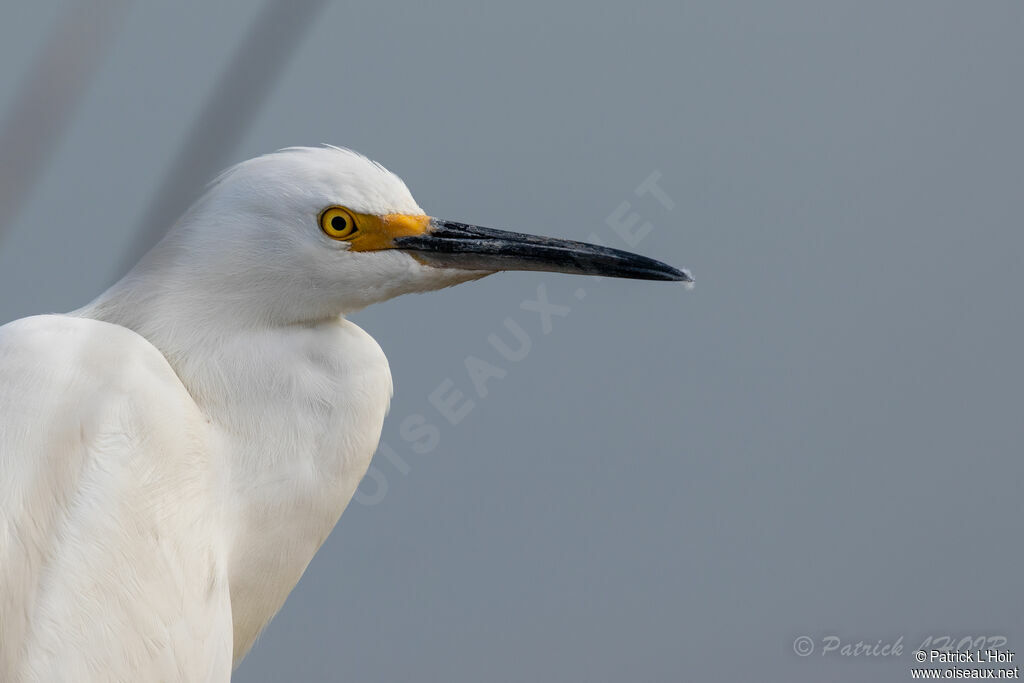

left=0, top=0, right=132, bottom=241
left=117, top=0, right=331, bottom=278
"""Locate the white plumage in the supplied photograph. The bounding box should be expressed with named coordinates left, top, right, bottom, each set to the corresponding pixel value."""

left=0, top=146, right=689, bottom=681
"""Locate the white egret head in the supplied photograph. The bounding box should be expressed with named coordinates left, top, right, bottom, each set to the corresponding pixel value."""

left=150, top=146, right=690, bottom=323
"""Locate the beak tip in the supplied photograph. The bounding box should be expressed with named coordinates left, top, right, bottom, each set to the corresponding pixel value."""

left=668, top=267, right=695, bottom=286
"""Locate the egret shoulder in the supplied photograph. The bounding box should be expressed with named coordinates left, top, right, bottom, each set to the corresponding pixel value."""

left=0, top=315, right=232, bottom=682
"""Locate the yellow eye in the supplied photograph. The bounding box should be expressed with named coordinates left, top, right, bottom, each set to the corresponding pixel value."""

left=319, top=206, right=358, bottom=240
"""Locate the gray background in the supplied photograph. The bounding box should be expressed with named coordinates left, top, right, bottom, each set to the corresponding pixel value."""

left=2, top=1, right=1022, bottom=681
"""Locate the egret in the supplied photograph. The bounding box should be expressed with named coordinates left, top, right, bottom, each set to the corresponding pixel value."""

left=0, top=146, right=690, bottom=681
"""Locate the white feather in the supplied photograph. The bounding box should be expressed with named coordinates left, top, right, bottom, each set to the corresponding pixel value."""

left=0, top=147, right=473, bottom=680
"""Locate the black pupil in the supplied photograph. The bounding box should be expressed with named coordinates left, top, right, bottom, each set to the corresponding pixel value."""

left=331, top=215, right=348, bottom=232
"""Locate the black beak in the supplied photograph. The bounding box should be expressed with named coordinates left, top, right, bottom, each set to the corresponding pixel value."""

left=394, top=219, right=692, bottom=282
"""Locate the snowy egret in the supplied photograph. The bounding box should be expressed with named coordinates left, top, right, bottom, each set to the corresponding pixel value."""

left=0, top=146, right=690, bottom=681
